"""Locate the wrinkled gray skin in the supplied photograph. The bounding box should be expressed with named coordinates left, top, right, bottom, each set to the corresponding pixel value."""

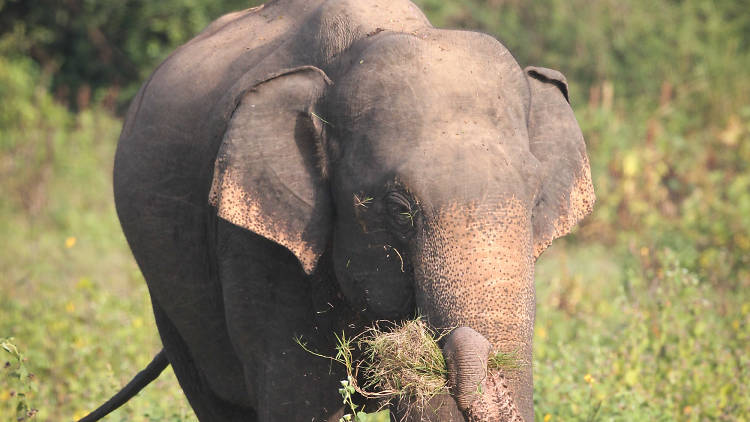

left=113, top=0, right=594, bottom=421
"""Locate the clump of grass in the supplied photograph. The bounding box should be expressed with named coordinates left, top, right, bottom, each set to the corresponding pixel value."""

left=359, top=319, right=449, bottom=405
left=488, top=350, right=521, bottom=371
left=358, top=320, right=521, bottom=399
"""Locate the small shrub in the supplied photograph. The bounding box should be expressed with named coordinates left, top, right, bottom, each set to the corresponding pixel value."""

left=0, top=339, right=38, bottom=421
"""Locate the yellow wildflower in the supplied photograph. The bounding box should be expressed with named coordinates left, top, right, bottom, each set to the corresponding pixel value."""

left=65, top=302, right=76, bottom=313
left=683, top=405, right=692, bottom=415
left=624, top=369, right=638, bottom=386
left=0, top=389, right=10, bottom=401
left=132, top=317, right=144, bottom=328
left=584, top=373, right=595, bottom=385
left=544, top=414, right=552, bottom=422
left=65, top=237, right=77, bottom=248
left=623, top=152, right=639, bottom=177
left=537, top=326, right=548, bottom=340
left=73, top=410, right=90, bottom=420
left=719, top=114, right=742, bottom=146
left=73, top=337, right=87, bottom=349
left=76, top=277, right=93, bottom=290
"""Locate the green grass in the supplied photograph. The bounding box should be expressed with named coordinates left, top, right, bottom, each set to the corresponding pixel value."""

left=533, top=243, right=749, bottom=421
left=0, top=62, right=194, bottom=420
left=488, top=350, right=521, bottom=372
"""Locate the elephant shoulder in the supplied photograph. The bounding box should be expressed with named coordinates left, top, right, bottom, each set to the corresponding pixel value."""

left=116, top=3, right=312, bottom=194
left=128, top=6, right=299, bottom=129
left=127, top=0, right=431, bottom=132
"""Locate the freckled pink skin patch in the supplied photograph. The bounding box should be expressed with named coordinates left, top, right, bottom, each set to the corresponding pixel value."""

left=533, top=157, right=594, bottom=259
left=209, top=167, right=319, bottom=274
left=414, top=196, right=536, bottom=417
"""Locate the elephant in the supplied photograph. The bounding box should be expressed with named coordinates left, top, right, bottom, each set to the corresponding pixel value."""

left=81, top=0, right=594, bottom=421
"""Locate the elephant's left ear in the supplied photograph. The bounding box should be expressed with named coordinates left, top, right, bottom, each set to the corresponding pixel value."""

left=525, top=66, right=595, bottom=259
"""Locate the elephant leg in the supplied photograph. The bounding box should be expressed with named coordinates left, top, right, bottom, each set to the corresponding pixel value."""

left=117, top=191, right=253, bottom=413
left=152, top=299, right=255, bottom=422
left=216, top=220, right=346, bottom=422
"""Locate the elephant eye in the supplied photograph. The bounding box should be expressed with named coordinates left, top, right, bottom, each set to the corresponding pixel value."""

left=386, top=191, right=417, bottom=231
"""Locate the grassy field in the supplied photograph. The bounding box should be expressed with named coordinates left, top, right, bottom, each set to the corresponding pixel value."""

left=0, top=98, right=191, bottom=421
left=2, top=1, right=749, bottom=421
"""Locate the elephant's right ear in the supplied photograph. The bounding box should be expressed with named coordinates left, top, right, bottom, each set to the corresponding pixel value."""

left=209, top=66, right=333, bottom=274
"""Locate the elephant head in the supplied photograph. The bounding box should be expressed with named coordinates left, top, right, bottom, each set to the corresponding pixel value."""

left=209, top=29, right=593, bottom=421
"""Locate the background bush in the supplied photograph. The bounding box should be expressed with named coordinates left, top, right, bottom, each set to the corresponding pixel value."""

left=1, top=0, right=747, bottom=420
left=0, top=0, right=259, bottom=110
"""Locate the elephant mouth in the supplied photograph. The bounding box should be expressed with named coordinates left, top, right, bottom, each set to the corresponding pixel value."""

left=348, top=320, right=527, bottom=421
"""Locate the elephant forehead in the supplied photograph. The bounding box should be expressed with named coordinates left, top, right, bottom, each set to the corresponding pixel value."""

left=329, top=31, right=536, bottom=195
left=331, top=30, right=530, bottom=139
left=337, top=117, right=540, bottom=210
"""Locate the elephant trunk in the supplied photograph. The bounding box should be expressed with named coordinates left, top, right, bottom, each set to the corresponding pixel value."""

left=442, top=327, right=492, bottom=410
left=442, top=327, right=524, bottom=422
left=414, top=200, right=535, bottom=421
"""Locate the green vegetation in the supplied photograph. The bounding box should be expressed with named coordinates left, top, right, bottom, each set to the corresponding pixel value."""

left=534, top=244, right=749, bottom=420
left=2, top=0, right=748, bottom=420
left=1, top=338, right=38, bottom=421
left=0, top=0, right=262, bottom=110
left=0, top=56, right=191, bottom=420
left=488, top=350, right=521, bottom=372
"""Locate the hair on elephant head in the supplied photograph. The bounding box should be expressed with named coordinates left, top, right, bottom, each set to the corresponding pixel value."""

left=105, top=1, right=594, bottom=422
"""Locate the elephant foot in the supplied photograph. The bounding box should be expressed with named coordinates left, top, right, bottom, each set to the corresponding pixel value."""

left=464, top=372, right=523, bottom=422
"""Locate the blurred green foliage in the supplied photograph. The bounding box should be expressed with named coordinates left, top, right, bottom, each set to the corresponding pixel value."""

left=534, top=243, right=749, bottom=420
left=1, top=0, right=748, bottom=420
left=0, top=0, right=261, bottom=110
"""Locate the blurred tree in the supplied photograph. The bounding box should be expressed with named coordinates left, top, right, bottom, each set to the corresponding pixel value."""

left=0, top=0, right=261, bottom=111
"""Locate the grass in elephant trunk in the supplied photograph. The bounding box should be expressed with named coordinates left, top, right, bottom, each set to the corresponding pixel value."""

left=358, top=319, right=449, bottom=409
left=297, top=318, right=521, bottom=419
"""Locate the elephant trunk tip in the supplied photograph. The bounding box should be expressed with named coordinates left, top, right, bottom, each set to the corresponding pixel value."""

left=442, top=327, right=528, bottom=421
left=464, top=371, right=525, bottom=422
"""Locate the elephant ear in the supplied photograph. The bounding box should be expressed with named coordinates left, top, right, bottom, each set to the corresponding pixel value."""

left=525, top=66, right=595, bottom=259
left=209, top=66, right=333, bottom=274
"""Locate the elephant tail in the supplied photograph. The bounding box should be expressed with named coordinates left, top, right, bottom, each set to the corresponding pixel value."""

left=76, top=349, right=169, bottom=422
